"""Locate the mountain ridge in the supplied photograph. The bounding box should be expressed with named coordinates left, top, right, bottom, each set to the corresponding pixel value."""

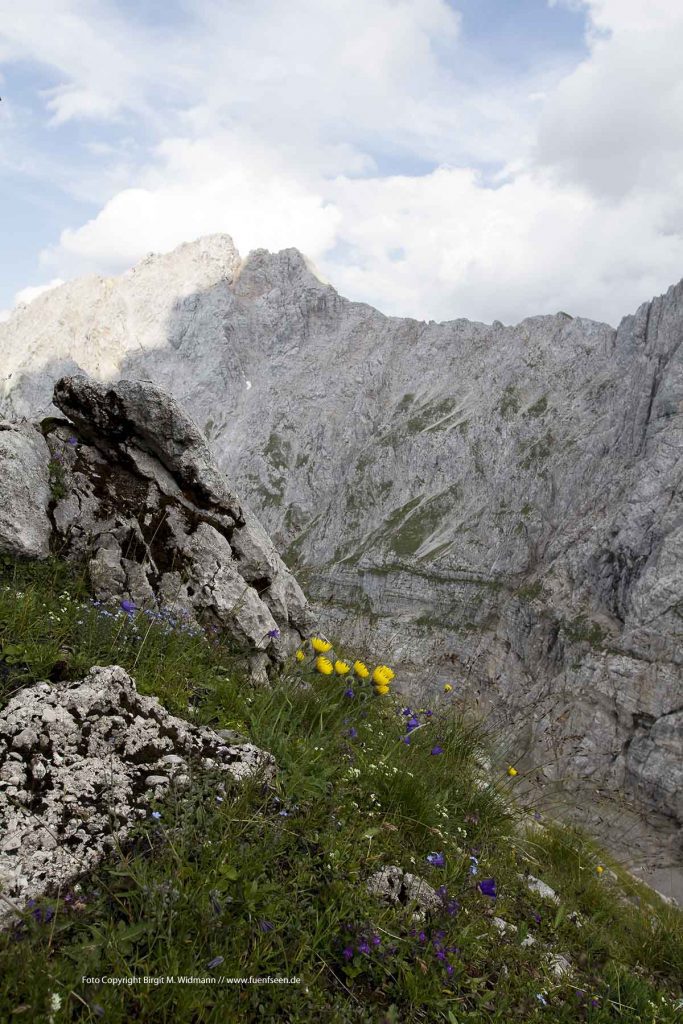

left=1, top=234, right=681, bottom=896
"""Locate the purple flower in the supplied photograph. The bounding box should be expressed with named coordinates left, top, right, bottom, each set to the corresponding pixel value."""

left=402, top=735, right=411, bottom=745
left=343, top=947, right=354, bottom=960
left=267, top=629, right=280, bottom=639
left=534, top=811, right=542, bottom=821
left=426, top=852, right=445, bottom=867
left=357, top=941, right=370, bottom=955
left=402, top=707, right=412, bottom=716
left=67, top=436, right=78, bottom=446
left=344, top=688, right=354, bottom=698
left=435, top=948, right=446, bottom=961
left=207, top=956, right=224, bottom=970
left=445, top=963, right=454, bottom=976
left=121, top=599, right=137, bottom=614
left=424, top=710, right=433, bottom=718
left=278, top=809, right=289, bottom=817
left=533, top=912, right=541, bottom=925
left=431, top=745, right=444, bottom=756
left=417, top=930, right=427, bottom=943
left=258, top=920, right=274, bottom=932
left=478, top=878, right=497, bottom=899
left=347, top=727, right=358, bottom=739
left=406, top=716, right=420, bottom=733
left=371, top=934, right=381, bottom=946
left=150, top=811, right=161, bottom=820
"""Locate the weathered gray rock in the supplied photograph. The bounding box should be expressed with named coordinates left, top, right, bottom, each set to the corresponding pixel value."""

left=366, top=864, right=443, bottom=916
left=522, top=874, right=560, bottom=905
left=0, top=665, right=274, bottom=917
left=53, top=375, right=240, bottom=510
left=0, top=422, right=52, bottom=559
left=547, top=954, right=572, bottom=980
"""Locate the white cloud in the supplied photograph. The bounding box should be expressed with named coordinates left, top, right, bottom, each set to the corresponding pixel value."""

left=537, top=0, right=683, bottom=197
left=4, top=0, right=683, bottom=326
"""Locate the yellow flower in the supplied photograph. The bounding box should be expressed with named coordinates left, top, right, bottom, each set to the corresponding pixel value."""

left=596, top=865, right=604, bottom=875
left=311, top=637, right=332, bottom=653
left=334, top=660, right=350, bottom=675
left=315, top=656, right=334, bottom=675
left=374, top=684, right=390, bottom=695
left=507, top=766, right=518, bottom=777
left=295, top=650, right=306, bottom=662
left=372, top=665, right=394, bottom=685
left=353, top=660, right=370, bottom=678
left=443, top=683, right=453, bottom=693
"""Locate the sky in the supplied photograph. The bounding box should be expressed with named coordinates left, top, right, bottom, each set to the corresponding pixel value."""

left=1, top=0, right=683, bottom=326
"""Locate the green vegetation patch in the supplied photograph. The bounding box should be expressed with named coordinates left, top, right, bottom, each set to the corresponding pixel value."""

left=387, top=487, right=462, bottom=558
left=498, top=385, right=520, bottom=419
left=525, top=396, right=549, bottom=419
left=561, top=614, right=607, bottom=650
left=407, top=397, right=460, bottom=434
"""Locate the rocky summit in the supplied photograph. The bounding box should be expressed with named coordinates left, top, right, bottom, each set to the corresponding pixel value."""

left=0, top=234, right=680, bottom=885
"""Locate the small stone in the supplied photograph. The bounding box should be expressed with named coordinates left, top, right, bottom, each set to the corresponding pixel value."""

left=548, top=954, right=572, bottom=979
left=521, top=874, right=560, bottom=905
left=492, top=917, right=517, bottom=936
left=144, top=775, right=170, bottom=787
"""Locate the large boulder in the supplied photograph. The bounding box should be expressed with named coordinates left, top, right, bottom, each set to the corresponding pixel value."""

left=0, top=665, right=274, bottom=918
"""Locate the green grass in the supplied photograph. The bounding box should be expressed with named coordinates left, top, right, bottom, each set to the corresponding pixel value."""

left=0, top=558, right=681, bottom=1023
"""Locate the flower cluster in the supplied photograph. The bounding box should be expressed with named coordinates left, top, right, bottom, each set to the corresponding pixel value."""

left=371, top=664, right=395, bottom=695
left=298, top=638, right=395, bottom=697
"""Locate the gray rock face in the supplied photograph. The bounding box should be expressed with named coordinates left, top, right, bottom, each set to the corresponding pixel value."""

left=0, top=665, right=274, bottom=917
left=0, top=422, right=52, bottom=559
left=0, top=234, right=680, bottom=855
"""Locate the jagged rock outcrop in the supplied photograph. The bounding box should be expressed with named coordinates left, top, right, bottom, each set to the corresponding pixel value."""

left=0, top=375, right=316, bottom=672
left=0, top=234, right=680, bottom=880
left=0, top=665, right=274, bottom=918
